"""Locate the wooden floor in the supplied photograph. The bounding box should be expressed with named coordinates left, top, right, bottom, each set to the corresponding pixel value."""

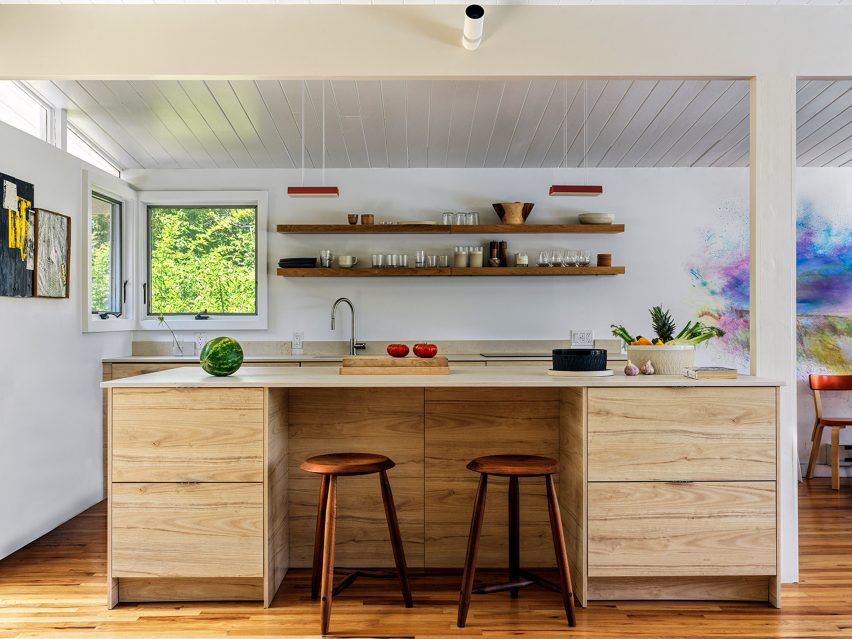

left=1, top=479, right=851, bottom=638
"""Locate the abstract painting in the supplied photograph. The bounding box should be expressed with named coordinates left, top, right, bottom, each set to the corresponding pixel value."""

left=33, top=209, right=70, bottom=299
left=686, top=198, right=852, bottom=377
left=0, top=172, right=35, bottom=297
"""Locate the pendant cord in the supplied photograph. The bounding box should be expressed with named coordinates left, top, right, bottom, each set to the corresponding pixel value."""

left=322, top=81, right=326, bottom=186
left=583, top=80, right=588, bottom=185
left=563, top=79, right=567, bottom=170
left=301, top=80, right=305, bottom=186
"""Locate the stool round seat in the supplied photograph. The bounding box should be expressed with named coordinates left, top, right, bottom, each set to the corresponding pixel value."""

left=300, top=452, right=395, bottom=476
left=466, top=454, right=561, bottom=477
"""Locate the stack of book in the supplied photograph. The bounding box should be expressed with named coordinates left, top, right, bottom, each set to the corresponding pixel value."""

left=683, top=366, right=738, bottom=379
left=278, top=257, right=317, bottom=268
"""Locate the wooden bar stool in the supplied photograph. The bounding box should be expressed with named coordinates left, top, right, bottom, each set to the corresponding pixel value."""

left=300, top=452, right=413, bottom=635
left=457, top=454, right=576, bottom=628
left=805, top=374, right=852, bottom=490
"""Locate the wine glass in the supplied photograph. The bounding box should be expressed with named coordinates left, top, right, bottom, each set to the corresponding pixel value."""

left=579, top=250, right=591, bottom=267
left=551, top=250, right=564, bottom=267
left=537, top=250, right=551, bottom=267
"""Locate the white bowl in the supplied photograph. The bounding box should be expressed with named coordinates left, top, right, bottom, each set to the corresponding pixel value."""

left=578, top=213, right=614, bottom=224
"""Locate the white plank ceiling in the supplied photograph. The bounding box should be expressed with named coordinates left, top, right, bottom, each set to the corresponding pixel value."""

left=18, top=79, right=852, bottom=170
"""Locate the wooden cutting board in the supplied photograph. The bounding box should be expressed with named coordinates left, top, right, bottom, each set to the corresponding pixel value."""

left=339, top=366, right=450, bottom=375
left=342, top=356, right=449, bottom=368
left=340, top=355, right=450, bottom=375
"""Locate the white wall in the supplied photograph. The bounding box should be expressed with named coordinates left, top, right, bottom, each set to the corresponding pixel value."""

left=125, top=167, right=749, bottom=369
left=0, top=122, right=132, bottom=559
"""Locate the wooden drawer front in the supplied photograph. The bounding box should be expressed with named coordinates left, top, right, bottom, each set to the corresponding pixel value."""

left=588, top=387, right=775, bottom=481
left=111, top=483, right=263, bottom=578
left=112, top=388, right=264, bottom=482
left=588, top=481, right=776, bottom=577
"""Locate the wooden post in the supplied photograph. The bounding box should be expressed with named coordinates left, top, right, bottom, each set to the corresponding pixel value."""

left=749, top=73, right=798, bottom=584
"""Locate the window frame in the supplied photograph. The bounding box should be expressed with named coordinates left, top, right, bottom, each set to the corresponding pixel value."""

left=67, top=124, right=122, bottom=178
left=0, top=81, right=51, bottom=143
left=82, top=170, right=137, bottom=333
left=90, top=191, right=124, bottom=317
left=137, top=190, right=269, bottom=331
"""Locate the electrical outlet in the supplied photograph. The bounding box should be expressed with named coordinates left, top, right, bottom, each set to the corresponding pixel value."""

left=194, top=333, right=207, bottom=355
left=292, top=331, right=305, bottom=355
left=571, top=329, right=594, bottom=348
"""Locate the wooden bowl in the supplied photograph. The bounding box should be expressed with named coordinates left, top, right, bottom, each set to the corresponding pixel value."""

left=493, top=202, right=534, bottom=225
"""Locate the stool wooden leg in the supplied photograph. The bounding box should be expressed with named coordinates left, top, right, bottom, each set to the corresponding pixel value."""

left=545, top=475, right=576, bottom=627
left=320, top=475, right=337, bottom=635
left=508, top=475, right=520, bottom=600
left=832, top=427, right=841, bottom=491
left=311, top=474, right=330, bottom=600
left=379, top=470, right=413, bottom=608
left=806, top=420, right=824, bottom=479
left=457, top=473, right=488, bottom=629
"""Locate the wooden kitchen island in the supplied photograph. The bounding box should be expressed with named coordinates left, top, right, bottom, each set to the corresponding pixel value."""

left=102, top=366, right=782, bottom=610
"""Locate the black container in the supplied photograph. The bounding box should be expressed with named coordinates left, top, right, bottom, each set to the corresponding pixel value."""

left=552, top=348, right=607, bottom=371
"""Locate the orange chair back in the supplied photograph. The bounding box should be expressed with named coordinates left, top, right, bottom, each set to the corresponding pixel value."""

left=809, top=374, right=852, bottom=391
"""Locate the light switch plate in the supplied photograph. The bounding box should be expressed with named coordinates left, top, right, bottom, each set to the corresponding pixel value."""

left=571, top=329, right=594, bottom=348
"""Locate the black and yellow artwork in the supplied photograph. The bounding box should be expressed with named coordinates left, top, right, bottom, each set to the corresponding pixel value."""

left=0, top=172, right=35, bottom=298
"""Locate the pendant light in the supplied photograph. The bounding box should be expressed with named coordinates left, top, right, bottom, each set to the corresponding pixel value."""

left=550, top=79, right=603, bottom=197
left=288, top=80, right=339, bottom=198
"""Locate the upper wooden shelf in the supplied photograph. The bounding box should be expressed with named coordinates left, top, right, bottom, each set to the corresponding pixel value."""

left=276, top=223, right=624, bottom=235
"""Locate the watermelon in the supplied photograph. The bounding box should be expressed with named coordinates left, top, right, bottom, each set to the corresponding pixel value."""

left=200, top=337, right=244, bottom=376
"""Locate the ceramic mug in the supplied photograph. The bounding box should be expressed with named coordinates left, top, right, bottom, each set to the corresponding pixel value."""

left=338, top=255, right=358, bottom=268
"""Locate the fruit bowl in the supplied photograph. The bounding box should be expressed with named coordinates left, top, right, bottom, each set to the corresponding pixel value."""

left=493, top=202, right=534, bottom=225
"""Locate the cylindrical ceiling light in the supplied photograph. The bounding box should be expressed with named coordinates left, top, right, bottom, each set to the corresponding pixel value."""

left=463, top=5, right=485, bottom=51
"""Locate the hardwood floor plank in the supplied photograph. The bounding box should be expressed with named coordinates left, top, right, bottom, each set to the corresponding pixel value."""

left=1, top=479, right=852, bottom=637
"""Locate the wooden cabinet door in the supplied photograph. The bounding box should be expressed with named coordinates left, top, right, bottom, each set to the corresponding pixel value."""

left=111, top=483, right=264, bottom=578
left=587, top=481, right=776, bottom=577
left=112, top=387, right=264, bottom=482
left=587, top=387, right=776, bottom=481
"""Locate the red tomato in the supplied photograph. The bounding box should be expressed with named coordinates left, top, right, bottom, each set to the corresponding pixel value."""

left=386, top=344, right=410, bottom=357
left=413, top=343, right=438, bottom=358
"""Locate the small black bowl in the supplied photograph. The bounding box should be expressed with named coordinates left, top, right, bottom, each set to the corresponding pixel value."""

left=552, top=348, right=607, bottom=372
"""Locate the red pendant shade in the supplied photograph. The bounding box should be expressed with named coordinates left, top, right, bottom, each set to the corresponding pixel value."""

left=549, top=185, right=603, bottom=197
left=287, top=186, right=340, bottom=198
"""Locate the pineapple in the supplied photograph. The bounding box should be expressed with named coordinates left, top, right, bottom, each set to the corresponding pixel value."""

left=650, top=305, right=676, bottom=343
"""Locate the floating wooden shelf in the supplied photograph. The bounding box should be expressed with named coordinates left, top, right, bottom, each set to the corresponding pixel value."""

left=276, top=266, right=625, bottom=277
left=276, top=223, right=624, bottom=235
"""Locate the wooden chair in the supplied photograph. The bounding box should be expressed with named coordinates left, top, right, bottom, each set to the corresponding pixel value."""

left=457, top=454, right=576, bottom=628
left=805, top=374, right=852, bottom=490
left=300, top=452, right=413, bottom=635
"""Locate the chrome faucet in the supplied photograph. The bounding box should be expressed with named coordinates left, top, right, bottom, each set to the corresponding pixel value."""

left=331, top=297, right=366, bottom=356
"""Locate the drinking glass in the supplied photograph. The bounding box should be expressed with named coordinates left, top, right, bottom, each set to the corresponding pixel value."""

left=401, top=255, right=409, bottom=267
left=579, top=250, right=591, bottom=267
left=442, top=212, right=454, bottom=225
left=426, top=255, right=438, bottom=267
left=466, top=212, right=479, bottom=225
left=537, top=250, right=551, bottom=267
left=455, top=212, right=467, bottom=225
left=320, top=249, right=334, bottom=268
left=385, top=253, right=394, bottom=268
left=551, top=250, right=564, bottom=267
left=415, top=250, right=426, bottom=267
left=565, top=250, right=578, bottom=267
left=371, top=254, right=384, bottom=268
left=438, top=255, right=450, bottom=267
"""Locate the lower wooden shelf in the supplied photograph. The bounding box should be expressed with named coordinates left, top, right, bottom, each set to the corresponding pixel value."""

left=276, top=266, right=625, bottom=277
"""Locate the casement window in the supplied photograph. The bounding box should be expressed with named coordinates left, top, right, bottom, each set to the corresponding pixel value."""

left=139, top=191, right=268, bottom=331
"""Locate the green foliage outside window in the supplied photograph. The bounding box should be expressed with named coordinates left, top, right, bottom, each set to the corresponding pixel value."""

left=148, top=206, right=257, bottom=315
left=91, top=196, right=115, bottom=313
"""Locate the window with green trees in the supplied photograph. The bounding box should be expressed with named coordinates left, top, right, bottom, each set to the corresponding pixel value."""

left=147, top=205, right=257, bottom=315
left=91, top=193, right=123, bottom=315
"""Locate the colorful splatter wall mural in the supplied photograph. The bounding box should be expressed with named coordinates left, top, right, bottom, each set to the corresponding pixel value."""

left=687, top=196, right=851, bottom=377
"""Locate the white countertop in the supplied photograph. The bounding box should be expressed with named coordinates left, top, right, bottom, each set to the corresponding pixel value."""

left=104, top=353, right=626, bottom=364
left=102, top=365, right=781, bottom=389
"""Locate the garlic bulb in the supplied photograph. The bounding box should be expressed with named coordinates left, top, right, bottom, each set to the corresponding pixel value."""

left=640, top=360, right=656, bottom=375
left=624, top=360, right=640, bottom=376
